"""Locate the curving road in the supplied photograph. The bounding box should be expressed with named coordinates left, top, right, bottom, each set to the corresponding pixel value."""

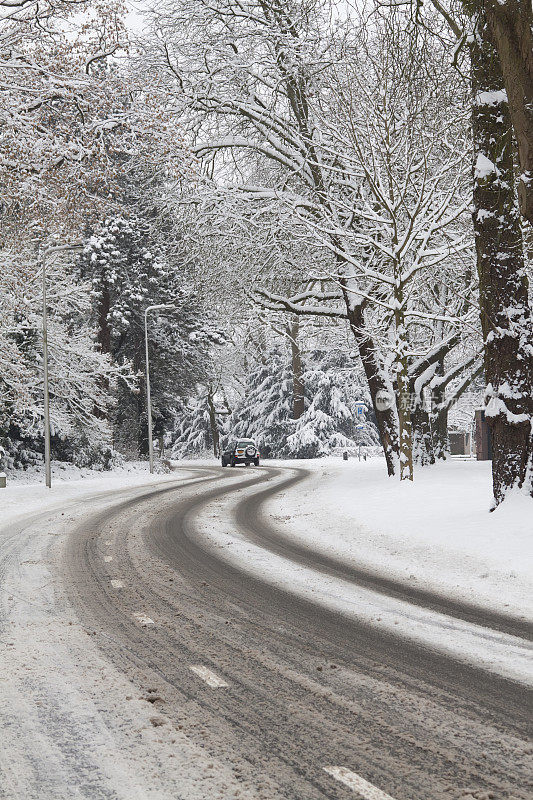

left=1, top=465, right=532, bottom=800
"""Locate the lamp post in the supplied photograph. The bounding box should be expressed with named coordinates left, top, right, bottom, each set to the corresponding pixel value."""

left=40, top=242, right=84, bottom=488
left=144, top=304, right=175, bottom=474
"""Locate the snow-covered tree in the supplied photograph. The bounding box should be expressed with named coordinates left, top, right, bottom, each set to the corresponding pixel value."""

left=143, top=0, right=480, bottom=481
left=219, top=343, right=378, bottom=458
left=222, top=348, right=293, bottom=457
left=288, top=350, right=379, bottom=458
left=0, top=236, right=125, bottom=470
left=80, top=214, right=223, bottom=457
left=405, top=0, right=533, bottom=502
left=170, top=386, right=228, bottom=458
left=0, top=0, right=189, bottom=234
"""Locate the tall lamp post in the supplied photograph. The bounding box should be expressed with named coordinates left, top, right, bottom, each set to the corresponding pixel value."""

left=144, top=304, right=175, bottom=474
left=40, top=242, right=84, bottom=488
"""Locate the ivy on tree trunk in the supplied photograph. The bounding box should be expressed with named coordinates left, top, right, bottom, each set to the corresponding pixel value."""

left=470, top=15, right=533, bottom=504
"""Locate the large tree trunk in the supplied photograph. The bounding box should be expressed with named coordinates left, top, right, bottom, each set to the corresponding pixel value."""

left=207, top=385, right=220, bottom=457
left=94, top=275, right=111, bottom=421
left=485, top=0, right=533, bottom=226
left=345, top=299, right=399, bottom=476
left=135, top=349, right=148, bottom=458
left=288, top=318, right=305, bottom=420
left=471, top=17, right=533, bottom=505
left=430, top=372, right=450, bottom=462
left=411, top=354, right=447, bottom=465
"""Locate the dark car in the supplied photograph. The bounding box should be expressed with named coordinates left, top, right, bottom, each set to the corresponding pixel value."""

left=221, top=439, right=260, bottom=467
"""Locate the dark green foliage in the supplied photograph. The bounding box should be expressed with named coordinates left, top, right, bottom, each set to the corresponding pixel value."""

left=80, top=215, right=220, bottom=457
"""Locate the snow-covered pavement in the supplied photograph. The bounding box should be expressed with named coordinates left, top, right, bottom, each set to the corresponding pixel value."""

left=0, top=461, right=530, bottom=800
left=264, top=457, right=532, bottom=622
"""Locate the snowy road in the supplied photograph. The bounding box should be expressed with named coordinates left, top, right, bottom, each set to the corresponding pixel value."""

left=0, top=465, right=531, bottom=799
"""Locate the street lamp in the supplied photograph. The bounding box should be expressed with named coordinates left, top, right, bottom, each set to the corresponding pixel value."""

left=144, top=304, right=176, bottom=474
left=40, top=242, right=84, bottom=488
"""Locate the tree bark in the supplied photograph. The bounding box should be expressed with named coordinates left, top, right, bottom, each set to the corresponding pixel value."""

left=484, top=0, right=533, bottom=226
left=412, top=406, right=436, bottom=466
left=288, top=318, right=305, bottom=420
left=430, top=366, right=450, bottom=462
left=345, top=298, right=399, bottom=476
left=207, top=385, right=220, bottom=457
left=134, top=349, right=148, bottom=458
left=470, top=17, right=533, bottom=504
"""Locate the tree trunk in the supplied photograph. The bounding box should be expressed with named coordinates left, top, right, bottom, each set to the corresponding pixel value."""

left=485, top=0, right=533, bottom=226
left=411, top=354, right=449, bottom=465
left=431, top=373, right=450, bottom=462
left=432, top=409, right=450, bottom=461
left=133, top=349, right=148, bottom=458
left=471, top=17, right=533, bottom=504
left=412, top=405, right=436, bottom=466
left=207, top=386, right=220, bottom=457
left=394, top=304, right=414, bottom=481
left=345, top=299, right=399, bottom=476
left=288, top=318, right=305, bottom=420
left=97, top=277, right=111, bottom=355
left=93, top=275, right=112, bottom=420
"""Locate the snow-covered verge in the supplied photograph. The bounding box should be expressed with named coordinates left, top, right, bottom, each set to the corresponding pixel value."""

left=0, top=461, right=189, bottom=530
left=264, top=458, right=532, bottom=622
left=2, top=458, right=164, bottom=485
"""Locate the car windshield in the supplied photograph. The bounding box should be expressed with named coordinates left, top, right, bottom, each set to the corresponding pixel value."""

left=237, top=440, right=255, bottom=448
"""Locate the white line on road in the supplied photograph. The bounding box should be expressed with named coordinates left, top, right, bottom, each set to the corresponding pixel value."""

left=110, top=579, right=124, bottom=589
left=189, top=665, right=229, bottom=688
left=103, top=555, right=113, bottom=563
left=323, top=767, right=397, bottom=800
left=133, top=613, right=155, bottom=627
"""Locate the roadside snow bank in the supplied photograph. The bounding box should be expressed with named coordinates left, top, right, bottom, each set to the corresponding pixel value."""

left=0, top=462, right=199, bottom=530
left=265, top=458, right=532, bottom=621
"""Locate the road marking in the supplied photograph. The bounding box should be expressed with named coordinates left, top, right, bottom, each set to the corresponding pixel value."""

left=104, top=540, right=112, bottom=546
left=189, top=665, right=229, bottom=688
left=110, top=579, right=124, bottom=589
left=133, top=613, right=155, bottom=627
left=323, top=767, right=397, bottom=800
left=104, top=555, right=113, bottom=562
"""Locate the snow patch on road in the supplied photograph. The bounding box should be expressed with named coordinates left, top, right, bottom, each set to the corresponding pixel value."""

left=133, top=613, right=155, bottom=626
left=189, top=665, right=229, bottom=688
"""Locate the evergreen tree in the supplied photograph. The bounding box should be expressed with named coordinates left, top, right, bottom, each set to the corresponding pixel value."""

left=220, top=347, right=379, bottom=459
left=288, top=350, right=379, bottom=458
left=170, top=387, right=227, bottom=458
left=170, top=398, right=213, bottom=457
left=0, top=241, right=119, bottom=471
left=222, top=349, right=293, bottom=457
left=80, top=214, right=221, bottom=457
